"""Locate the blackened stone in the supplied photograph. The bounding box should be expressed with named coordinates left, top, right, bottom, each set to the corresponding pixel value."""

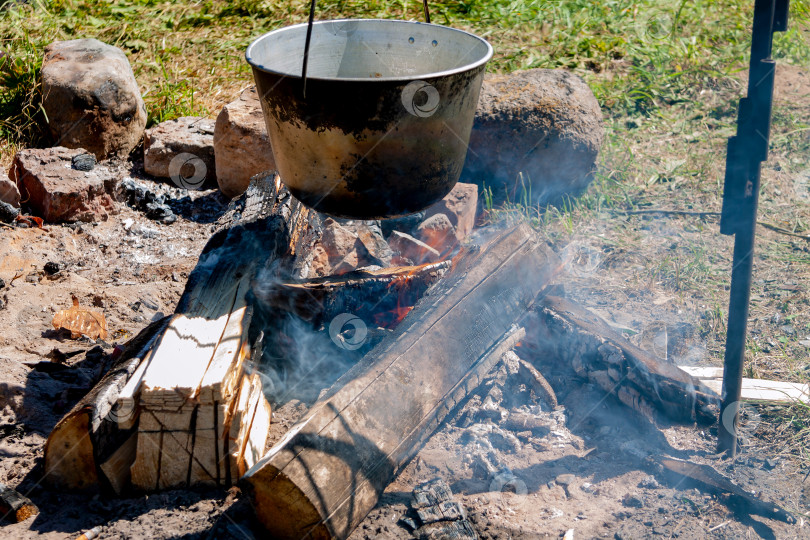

left=71, top=153, right=97, bottom=171
left=0, top=200, right=20, bottom=223
left=43, top=262, right=61, bottom=275
left=622, top=493, right=644, bottom=508
left=145, top=202, right=176, bottom=224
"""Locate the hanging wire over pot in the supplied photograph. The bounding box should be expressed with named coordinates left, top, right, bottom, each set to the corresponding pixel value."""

left=301, top=0, right=432, bottom=97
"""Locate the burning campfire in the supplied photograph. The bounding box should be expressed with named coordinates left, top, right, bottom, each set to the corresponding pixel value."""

left=41, top=170, right=798, bottom=539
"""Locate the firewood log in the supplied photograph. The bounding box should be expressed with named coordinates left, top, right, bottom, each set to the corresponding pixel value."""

left=0, top=483, right=39, bottom=523
left=44, top=316, right=170, bottom=492
left=526, top=295, right=721, bottom=425
left=257, top=261, right=451, bottom=327
left=44, top=172, right=312, bottom=493
left=241, top=223, right=561, bottom=540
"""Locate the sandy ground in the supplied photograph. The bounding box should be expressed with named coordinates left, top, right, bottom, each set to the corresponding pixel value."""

left=1, top=64, right=809, bottom=540
left=0, top=188, right=807, bottom=539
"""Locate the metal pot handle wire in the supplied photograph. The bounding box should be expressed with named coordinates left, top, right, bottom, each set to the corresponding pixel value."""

left=301, top=0, right=432, bottom=97
left=301, top=0, right=317, bottom=98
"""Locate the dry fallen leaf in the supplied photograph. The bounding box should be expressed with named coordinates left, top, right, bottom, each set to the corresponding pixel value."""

left=15, top=214, right=45, bottom=229
left=52, top=295, right=108, bottom=340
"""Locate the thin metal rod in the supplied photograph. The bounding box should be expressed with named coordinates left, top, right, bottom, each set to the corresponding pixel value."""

left=717, top=0, right=784, bottom=457
left=718, top=187, right=759, bottom=456
left=302, top=0, right=317, bottom=98
left=423, top=0, right=431, bottom=23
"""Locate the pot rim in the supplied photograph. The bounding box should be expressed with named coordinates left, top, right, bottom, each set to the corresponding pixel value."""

left=245, top=18, right=493, bottom=83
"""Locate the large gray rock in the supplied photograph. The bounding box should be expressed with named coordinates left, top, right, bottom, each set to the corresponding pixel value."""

left=9, top=147, right=118, bottom=223
left=462, top=69, right=604, bottom=205
left=214, top=86, right=276, bottom=198
left=143, top=116, right=217, bottom=190
left=41, top=39, right=147, bottom=160
left=0, top=171, right=20, bottom=208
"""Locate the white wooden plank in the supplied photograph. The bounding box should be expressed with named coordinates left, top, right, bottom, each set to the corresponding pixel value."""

left=691, top=376, right=810, bottom=404
left=197, top=278, right=250, bottom=404
left=140, top=313, right=232, bottom=400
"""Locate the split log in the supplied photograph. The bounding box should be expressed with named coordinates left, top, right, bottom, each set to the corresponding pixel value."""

left=525, top=295, right=721, bottom=425
left=44, top=172, right=314, bottom=492
left=128, top=172, right=318, bottom=491
left=242, top=223, right=560, bottom=540
left=44, top=316, right=170, bottom=492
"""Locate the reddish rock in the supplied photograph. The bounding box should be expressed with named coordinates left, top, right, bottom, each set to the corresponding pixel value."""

left=388, top=230, right=441, bottom=265
left=424, top=183, right=478, bottom=242
left=308, top=245, right=332, bottom=277
left=9, top=147, right=118, bottom=223
left=343, top=221, right=393, bottom=266
left=144, top=116, right=217, bottom=190
left=416, top=213, right=456, bottom=254
left=214, top=86, right=276, bottom=198
left=0, top=172, right=20, bottom=208
left=41, top=39, right=147, bottom=159
left=316, top=219, right=393, bottom=275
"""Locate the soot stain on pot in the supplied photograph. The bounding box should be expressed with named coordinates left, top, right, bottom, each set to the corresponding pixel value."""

left=336, top=156, right=461, bottom=215
left=255, top=67, right=485, bottom=139
left=256, top=75, right=402, bottom=137
left=250, top=63, right=486, bottom=218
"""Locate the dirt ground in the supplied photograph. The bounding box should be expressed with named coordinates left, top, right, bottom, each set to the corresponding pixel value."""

left=1, top=69, right=810, bottom=539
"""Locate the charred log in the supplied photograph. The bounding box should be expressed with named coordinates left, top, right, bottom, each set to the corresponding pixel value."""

left=241, top=223, right=561, bottom=540
left=524, top=295, right=721, bottom=425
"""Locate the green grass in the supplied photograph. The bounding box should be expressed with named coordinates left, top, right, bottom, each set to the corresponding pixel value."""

left=2, top=0, right=808, bottom=152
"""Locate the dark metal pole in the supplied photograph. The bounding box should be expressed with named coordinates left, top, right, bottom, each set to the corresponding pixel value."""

left=717, top=0, right=789, bottom=456
left=717, top=183, right=759, bottom=455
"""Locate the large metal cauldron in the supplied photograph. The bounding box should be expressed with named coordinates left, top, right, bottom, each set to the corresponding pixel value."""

left=246, top=19, right=492, bottom=219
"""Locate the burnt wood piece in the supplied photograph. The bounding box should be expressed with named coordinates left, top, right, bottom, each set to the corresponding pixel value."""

left=412, top=478, right=454, bottom=509
left=44, top=172, right=312, bottom=493
left=416, top=520, right=478, bottom=540
left=256, top=261, right=451, bottom=327
left=653, top=456, right=795, bottom=524
left=242, top=223, right=560, bottom=540
left=528, top=295, right=720, bottom=425
left=0, top=483, right=39, bottom=523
